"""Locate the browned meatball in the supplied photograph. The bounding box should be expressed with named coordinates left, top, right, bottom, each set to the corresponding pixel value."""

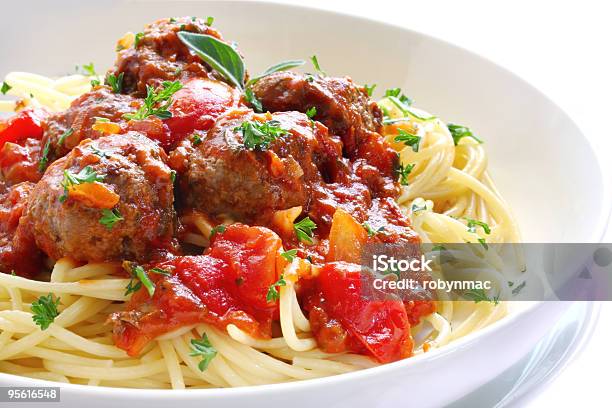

left=180, top=109, right=343, bottom=223
left=41, top=87, right=139, bottom=163
left=111, top=17, right=234, bottom=96
left=25, top=132, right=175, bottom=263
left=251, top=72, right=383, bottom=157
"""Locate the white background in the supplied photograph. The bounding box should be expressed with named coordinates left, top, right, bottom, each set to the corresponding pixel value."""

left=273, top=0, right=611, bottom=406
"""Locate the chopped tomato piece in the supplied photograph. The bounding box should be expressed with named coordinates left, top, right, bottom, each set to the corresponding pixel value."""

left=111, top=224, right=282, bottom=356
left=0, top=138, right=43, bottom=185
left=0, top=108, right=46, bottom=149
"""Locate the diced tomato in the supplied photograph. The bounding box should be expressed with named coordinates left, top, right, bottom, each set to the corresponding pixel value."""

left=111, top=224, right=282, bottom=356
left=303, top=262, right=413, bottom=363
left=0, top=138, right=43, bottom=185
left=0, top=108, right=47, bottom=149
left=165, top=78, right=240, bottom=139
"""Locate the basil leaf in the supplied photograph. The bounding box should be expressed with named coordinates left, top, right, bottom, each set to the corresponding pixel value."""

left=246, top=59, right=305, bottom=86
left=178, top=32, right=245, bottom=90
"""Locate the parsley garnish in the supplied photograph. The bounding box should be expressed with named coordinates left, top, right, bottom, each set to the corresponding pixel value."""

left=80, top=63, right=97, bottom=76
left=411, top=202, right=427, bottom=213
left=1, top=81, right=12, bottom=95
left=134, top=32, right=144, bottom=48
left=448, top=123, right=483, bottom=145
left=190, top=334, right=217, bottom=371
left=280, top=249, right=298, bottom=262
left=192, top=133, right=203, bottom=146
left=511, top=281, right=526, bottom=295
left=384, top=88, right=413, bottom=106
left=105, top=72, right=124, bottom=94
left=266, top=274, right=287, bottom=302
left=150, top=267, right=171, bottom=276
left=124, top=263, right=155, bottom=297
left=394, top=129, right=421, bottom=152
left=362, top=222, right=385, bottom=237
left=464, top=289, right=499, bottom=305
left=90, top=145, right=109, bottom=158
left=310, top=55, right=326, bottom=76
left=123, top=81, right=182, bottom=121
left=431, top=244, right=447, bottom=251
left=244, top=88, right=263, bottom=112
left=90, top=79, right=101, bottom=87
left=58, top=128, right=73, bottom=146
left=306, top=106, right=317, bottom=119
left=396, top=162, right=414, bottom=186
left=205, top=16, right=214, bottom=26
left=234, top=120, right=289, bottom=150
left=170, top=170, right=176, bottom=183
left=293, top=217, right=317, bottom=244
left=246, top=60, right=305, bottom=87
left=31, top=294, right=60, bottom=330
left=38, top=140, right=51, bottom=172
left=59, top=166, right=105, bottom=203
left=99, top=208, right=123, bottom=230
left=364, top=84, right=376, bottom=97
left=465, top=218, right=491, bottom=235
left=209, top=224, right=226, bottom=239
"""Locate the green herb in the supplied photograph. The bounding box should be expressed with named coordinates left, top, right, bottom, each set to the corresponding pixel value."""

left=205, top=16, right=214, bottom=26
left=306, top=106, right=317, bottom=119
left=132, top=264, right=155, bottom=297
left=58, top=128, right=73, bottom=146
left=293, top=217, right=317, bottom=244
left=384, top=88, right=413, bottom=106
left=305, top=74, right=315, bottom=83
left=169, top=17, right=177, bottom=23
left=192, top=133, right=203, bottom=146
left=447, top=123, right=483, bottom=145
left=511, top=281, right=526, bottom=295
left=90, top=79, right=101, bottom=87
left=170, top=170, right=177, bottom=183
left=465, top=218, right=491, bottom=235
left=81, top=63, right=97, bottom=76
left=411, top=202, right=427, bottom=213
left=266, top=274, right=287, bottom=302
left=123, top=80, right=182, bottom=121
left=99, top=208, right=123, bottom=230
left=362, top=222, right=385, bottom=237
left=431, top=244, right=447, bottom=251
left=31, top=293, right=60, bottom=330
left=310, top=55, right=326, bottom=76
left=38, top=140, right=51, bottom=172
left=1, top=81, right=12, bottom=95
left=59, top=166, right=105, bottom=203
left=178, top=32, right=246, bottom=90
left=90, top=145, right=109, bottom=158
left=396, top=162, right=414, bottom=186
left=394, top=129, right=421, bottom=152
left=150, top=267, right=171, bottom=276
left=477, top=238, right=489, bottom=250
left=246, top=60, right=305, bottom=87
left=134, top=32, right=144, bottom=47
left=234, top=120, right=289, bottom=150
left=93, top=117, right=110, bottom=123
left=244, top=88, right=263, bottom=112
left=189, top=334, right=217, bottom=371
left=364, top=84, right=376, bottom=97
left=105, top=72, right=124, bottom=94
left=209, top=224, right=226, bottom=239
left=124, top=279, right=142, bottom=296
left=280, top=249, right=298, bottom=262
left=464, top=288, right=499, bottom=305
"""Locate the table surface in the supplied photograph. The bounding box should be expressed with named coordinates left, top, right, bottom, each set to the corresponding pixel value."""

left=274, top=0, right=612, bottom=406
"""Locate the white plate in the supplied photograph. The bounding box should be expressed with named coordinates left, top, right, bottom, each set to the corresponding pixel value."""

left=0, top=1, right=610, bottom=407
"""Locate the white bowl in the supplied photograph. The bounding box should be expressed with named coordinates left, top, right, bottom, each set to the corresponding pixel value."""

left=0, top=1, right=609, bottom=407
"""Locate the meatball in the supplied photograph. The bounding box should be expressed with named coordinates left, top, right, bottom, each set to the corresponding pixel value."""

left=0, top=182, right=44, bottom=277
left=251, top=72, right=383, bottom=157
left=25, top=132, right=175, bottom=262
left=111, top=17, right=234, bottom=96
left=41, top=87, right=139, bottom=162
left=180, top=109, right=343, bottom=223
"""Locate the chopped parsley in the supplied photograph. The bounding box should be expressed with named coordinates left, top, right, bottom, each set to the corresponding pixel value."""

left=38, top=140, right=51, bottom=172
left=447, top=123, right=483, bottom=145
left=99, top=208, right=123, bottom=230
left=192, top=133, right=203, bottom=146
left=1, top=81, right=11, bottom=95
left=58, top=128, right=73, bottom=146
left=280, top=249, right=298, bottom=262
left=134, top=32, right=144, bottom=48
left=310, top=55, right=326, bottom=76
left=205, top=16, right=214, bottom=26
left=31, top=293, right=60, bottom=330
left=394, top=129, right=421, bottom=152
left=293, top=216, right=317, bottom=244
left=59, top=166, right=105, bottom=203
left=511, top=281, right=526, bottom=295
left=464, top=288, right=499, bottom=305
left=396, top=162, right=414, bottom=186
left=90, top=79, right=101, bottom=87
left=234, top=120, right=289, bottom=150
left=266, top=274, right=287, bottom=302
left=189, top=334, right=217, bottom=371
left=209, top=224, right=226, bottom=239
left=90, top=145, right=109, bottom=158
left=306, top=106, right=317, bottom=119
left=431, top=244, right=447, bottom=251
left=244, top=88, right=263, bottom=112
left=465, top=218, right=491, bottom=235
left=170, top=170, right=177, bottom=183
left=150, top=267, right=171, bottom=276
left=384, top=88, right=413, bottom=106
left=123, top=80, right=182, bottom=121
left=105, top=72, right=124, bottom=94
left=364, top=84, right=376, bottom=97
left=362, top=222, right=385, bottom=237
left=80, top=62, right=97, bottom=76
left=124, top=263, right=155, bottom=297
left=411, top=202, right=427, bottom=213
